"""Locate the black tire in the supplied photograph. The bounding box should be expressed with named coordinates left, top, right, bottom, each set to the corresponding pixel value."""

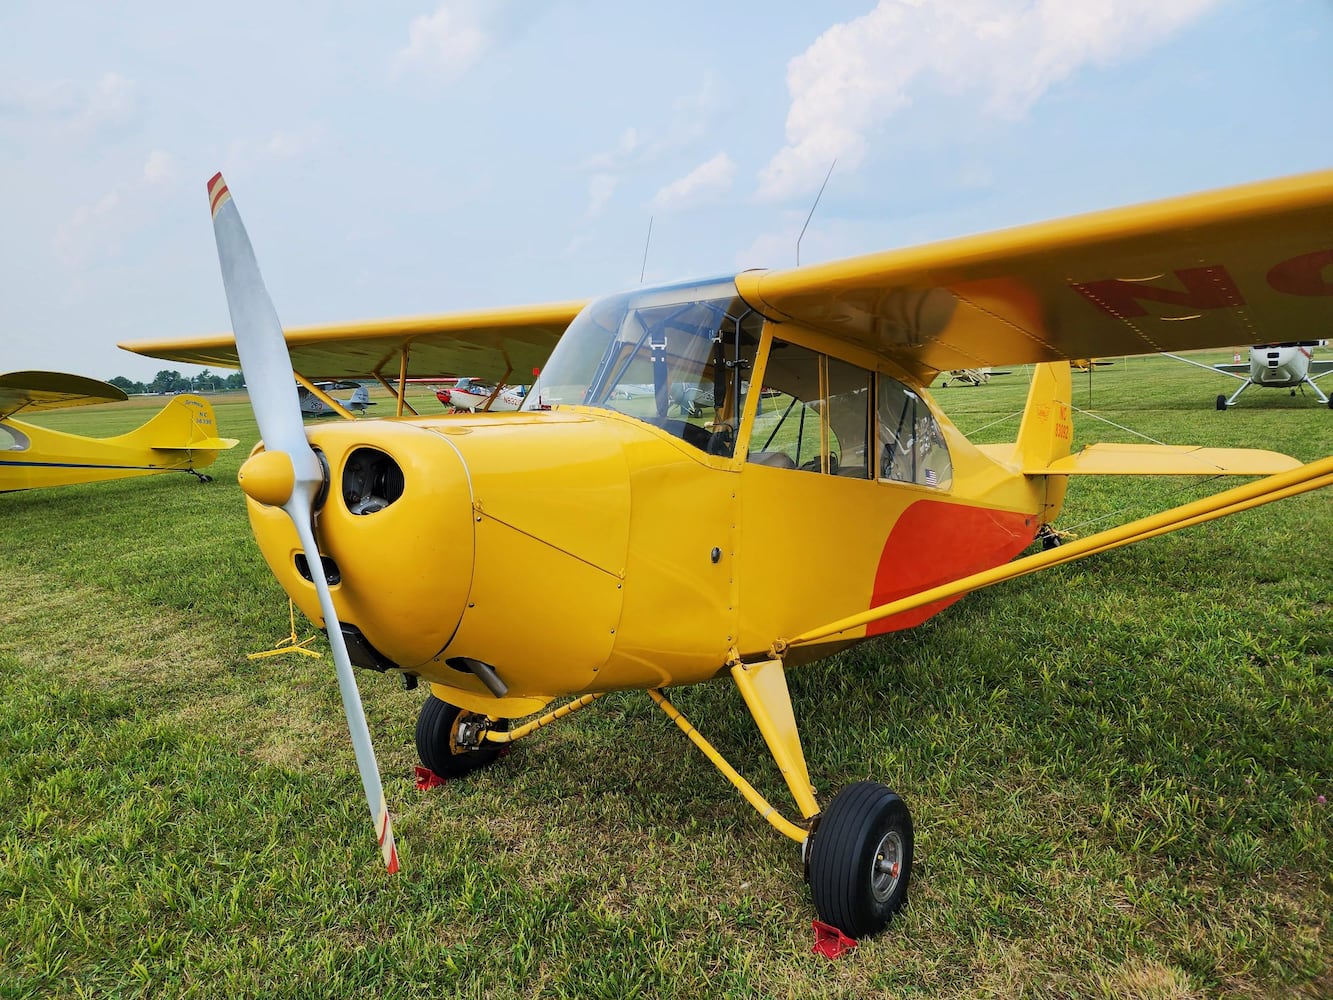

left=415, top=695, right=508, bottom=777
left=809, top=781, right=913, bottom=938
left=1216, top=394, right=1228, bottom=411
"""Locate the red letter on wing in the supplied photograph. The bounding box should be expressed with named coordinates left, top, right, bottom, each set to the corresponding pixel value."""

left=1072, top=265, right=1244, bottom=318
left=1267, top=249, right=1333, bottom=297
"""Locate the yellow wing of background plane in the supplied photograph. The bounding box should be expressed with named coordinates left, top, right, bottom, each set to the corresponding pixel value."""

left=0, top=370, right=128, bottom=421
left=121, top=301, right=588, bottom=384
left=736, top=169, right=1333, bottom=383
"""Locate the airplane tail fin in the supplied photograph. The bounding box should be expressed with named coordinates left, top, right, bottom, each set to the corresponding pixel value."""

left=1014, top=361, right=1073, bottom=524
left=109, top=395, right=239, bottom=456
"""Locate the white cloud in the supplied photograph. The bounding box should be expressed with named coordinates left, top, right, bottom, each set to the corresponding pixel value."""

left=262, top=127, right=325, bottom=160
left=53, top=189, right=122, bottom=262
left=584, top=128, right=642, bottom=172
left=76, top=72, right=134, bottom=131
left=582, top=75, right=722, bottom=173
left=585, top=173, right=619, bottom=219
left=758, top=0, right=1220, bottom=201
left=0, top=72, right=135, bottom=133
left=393, top=1, right=496, bottom=81
left=651, top=152, right=736, bottom=212
left=224, top=126, right=327, bottom=169
left=143, top=150, right=174, bottom=185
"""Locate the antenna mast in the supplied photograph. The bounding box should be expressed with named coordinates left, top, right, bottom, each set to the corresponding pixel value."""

left=640, top=216, right=653, bottom=283
left=796, top=159, right=836, bottom=266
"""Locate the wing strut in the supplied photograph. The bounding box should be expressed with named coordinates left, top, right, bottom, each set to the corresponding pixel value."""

left=774, top=456, right=1333, bottom=653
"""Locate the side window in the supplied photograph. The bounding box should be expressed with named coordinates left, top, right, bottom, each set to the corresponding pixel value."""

left=747, top=340, right=872, bottom=478
left=826, top=357, right=871, bottom=479
left=748, top=341, right=820, bottom=471
left=878, top=375, right=952, bottom=489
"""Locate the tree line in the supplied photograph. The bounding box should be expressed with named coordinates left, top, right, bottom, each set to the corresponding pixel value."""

left=108, top=369, right=245, bottom=395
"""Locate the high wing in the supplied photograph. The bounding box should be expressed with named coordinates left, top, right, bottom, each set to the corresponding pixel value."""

left=120, top=171, right=1333, bottom=387
left=0, top=370, right=128, bottom=421
left=121, top=302, right=587, bottom=384
left=737, top=170, right=1333, bottom=383
left=312, top=380, right=367, bottom=391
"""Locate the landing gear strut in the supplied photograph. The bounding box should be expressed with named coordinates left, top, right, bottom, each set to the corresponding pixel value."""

left=650, top=655, right=916, bottom=940
left=415, top=695, right=508, bottom=777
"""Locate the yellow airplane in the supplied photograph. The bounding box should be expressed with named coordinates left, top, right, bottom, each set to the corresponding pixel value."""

left=123, top=169, right=1333, bottom=939
left=938, top=367, right=1012, bottom=387
left=0, top=371, right=238, bottom=493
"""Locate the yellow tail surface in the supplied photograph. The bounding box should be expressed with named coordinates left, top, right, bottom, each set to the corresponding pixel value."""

left=110, top=395, right=238, bottom=452
left=1013, top=362, right=1073, bottom=524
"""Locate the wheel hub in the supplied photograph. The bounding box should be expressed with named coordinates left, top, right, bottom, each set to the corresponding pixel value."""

left=870, top=829, right=904, bottom=903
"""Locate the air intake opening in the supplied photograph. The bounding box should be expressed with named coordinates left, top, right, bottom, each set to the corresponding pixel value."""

left=295, top=552, right=340, bottom=585
left=342, top=447, right=405, bottom=515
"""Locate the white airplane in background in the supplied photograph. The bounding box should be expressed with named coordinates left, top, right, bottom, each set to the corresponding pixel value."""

left=436, top=378, right=528, bottom=412
left=298, top=381, right=374, bottom=416
left=1166, top=342, right=1333, bottom=409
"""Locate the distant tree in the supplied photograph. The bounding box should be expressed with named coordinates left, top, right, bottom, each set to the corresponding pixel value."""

left=108, top=376, right=146, bottom=394
left=151, top=370, right=180, bottom=394
left=224, top=372, right=246, bottom=389
left=194, top=368, right=221, bottom=391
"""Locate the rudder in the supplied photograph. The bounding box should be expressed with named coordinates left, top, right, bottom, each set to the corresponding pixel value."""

left=1014, top=362, right=1073, bottom=524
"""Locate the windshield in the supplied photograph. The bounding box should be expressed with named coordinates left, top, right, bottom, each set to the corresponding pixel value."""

left=523, top=277, right=764, bottom=457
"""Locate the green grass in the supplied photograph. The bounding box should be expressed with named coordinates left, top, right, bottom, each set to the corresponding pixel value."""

left=1, top=358, right=1330, bottom=998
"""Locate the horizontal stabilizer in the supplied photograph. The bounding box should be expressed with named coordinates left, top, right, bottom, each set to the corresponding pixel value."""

left=174, top=435, right=239, bottom=451
left=1024, top=443, right=1301, bottom=476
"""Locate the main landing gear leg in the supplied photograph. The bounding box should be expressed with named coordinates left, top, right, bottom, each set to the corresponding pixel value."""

left=649, top=654, right=914, bottom=939
left=1218, top=379, right=1253, bottom=410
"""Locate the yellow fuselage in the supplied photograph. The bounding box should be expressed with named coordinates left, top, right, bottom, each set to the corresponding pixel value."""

left=247, top=393, right=1053, bottom=718
left=0, top=396, right=229, bottom=492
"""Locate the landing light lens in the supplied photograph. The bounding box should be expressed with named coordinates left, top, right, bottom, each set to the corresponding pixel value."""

left=342, top=447, right=405, bottom=515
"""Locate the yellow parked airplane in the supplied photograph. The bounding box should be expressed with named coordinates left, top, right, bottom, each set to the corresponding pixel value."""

left=0, top=371, right=238, bottom=493
left=938, top=367, right=1012, bottom=387
left=124, top=169, right=1333, bottom=939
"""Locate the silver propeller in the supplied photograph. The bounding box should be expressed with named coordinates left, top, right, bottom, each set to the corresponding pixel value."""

left=207, top=172, right=399, bottom=873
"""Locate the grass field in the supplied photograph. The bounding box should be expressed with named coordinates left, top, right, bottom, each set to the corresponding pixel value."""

left=2, top=356, right=1330, bottom=998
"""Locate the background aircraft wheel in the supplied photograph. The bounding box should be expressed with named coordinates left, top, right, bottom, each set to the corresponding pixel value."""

left=415, top=695, right=508, bottom=777
left=1216, top=394, right=1228, bottom=410
left=809, top=781, right=913, bottom=939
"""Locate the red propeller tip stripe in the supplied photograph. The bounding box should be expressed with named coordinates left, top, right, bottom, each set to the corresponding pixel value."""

left=208, top=173, right=231, bottom=218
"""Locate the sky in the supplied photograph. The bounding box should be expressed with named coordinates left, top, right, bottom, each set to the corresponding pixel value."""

left=2, top=0, right=1331, bottom=382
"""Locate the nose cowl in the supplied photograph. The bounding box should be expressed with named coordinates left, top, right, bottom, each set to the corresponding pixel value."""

left=245, top=421, right=474, bottom=670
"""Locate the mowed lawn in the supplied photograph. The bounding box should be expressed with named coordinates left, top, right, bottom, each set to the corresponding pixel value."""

left=1, top=357, right=1330, bottom=998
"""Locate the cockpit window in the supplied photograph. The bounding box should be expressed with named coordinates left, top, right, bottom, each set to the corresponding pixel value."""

left=0, top=424, right=30, bottom=452
left=879, top=375, right=952, bottom=489
left=523, top=277, right=763, bottom=457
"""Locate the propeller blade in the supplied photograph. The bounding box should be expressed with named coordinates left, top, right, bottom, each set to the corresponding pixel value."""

left=207, top=173, right=399, bottom=873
